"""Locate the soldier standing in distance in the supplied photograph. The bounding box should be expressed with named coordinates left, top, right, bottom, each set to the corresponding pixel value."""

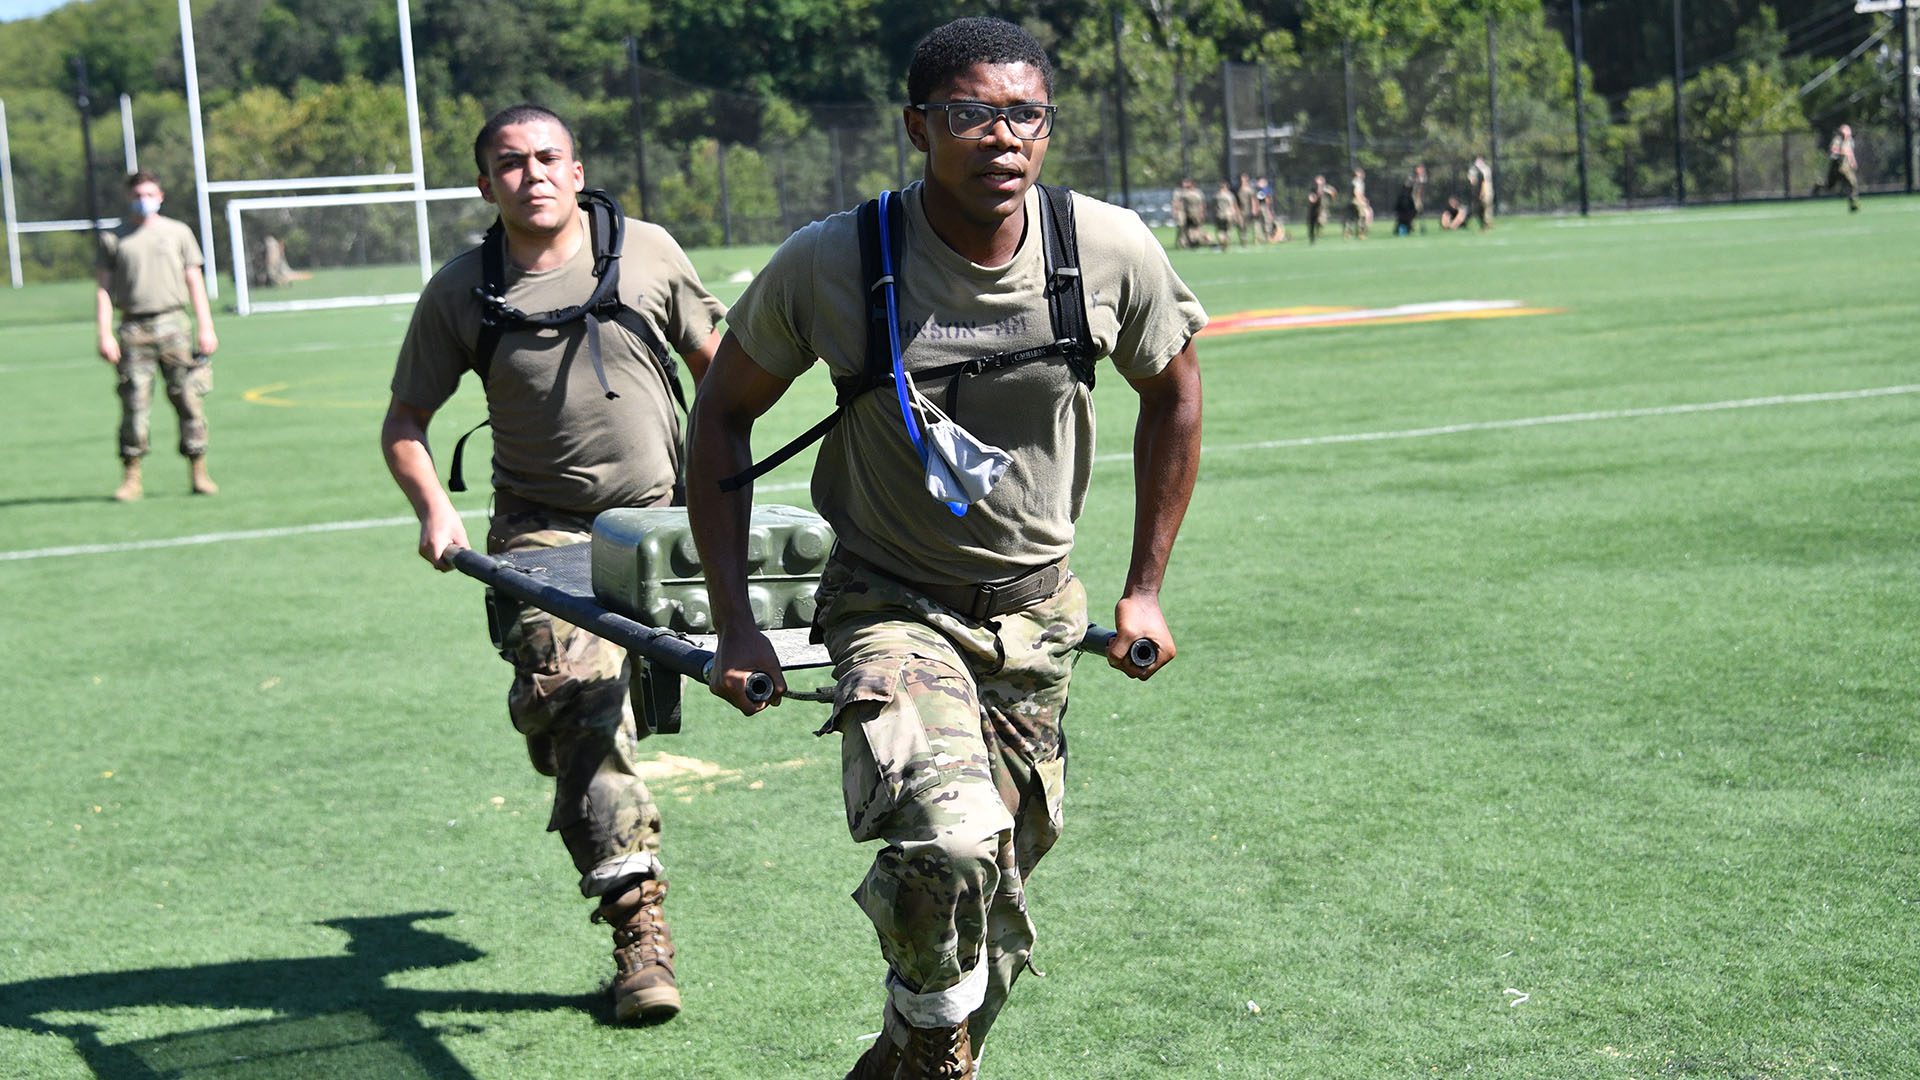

left=1212, top=179, right=1239, bottom=250
left=1235, top=172, right=1258, bottom=245
left=1820, top=124, right=1860, bottom=212
left=95, top=170, right=221, bottom=501
left=1306, top=173, right=1334, bottom=244
left=379, top=104, right=724, bottom=1025
left=1468, top=155, right=1495, bottom=231
left=686, top=17, right=1205, bottom=1078
left=1176, top=177, right=1209, bottom=249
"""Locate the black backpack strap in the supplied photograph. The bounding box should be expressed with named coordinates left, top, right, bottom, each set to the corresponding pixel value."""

left=447, top=418, right=489, bottom=493
left=1037, top=183, right=1095, bottom=390
left=717, top=194, right=899, bottom=494
left=472, top=218, right=510, bottom=385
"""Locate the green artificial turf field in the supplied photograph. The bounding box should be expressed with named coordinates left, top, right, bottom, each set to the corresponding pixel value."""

left=2, top=197, right=1915, bottom=1079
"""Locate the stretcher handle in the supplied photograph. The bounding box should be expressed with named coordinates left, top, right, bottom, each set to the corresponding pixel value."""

left=448, top=546, right=777, bottom=696
left=1077, top=626, right=1160, bottom=671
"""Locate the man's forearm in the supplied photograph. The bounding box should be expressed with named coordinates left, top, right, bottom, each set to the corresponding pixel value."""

left=95, top=286, right=115, bottom=342
left=186, top=269, right=215, bottom=335
left=381, top=419, right=454, bottom=526
left=684, top=416, right=759, bottom=632
left=1126, top=347, right=1203, bottom=598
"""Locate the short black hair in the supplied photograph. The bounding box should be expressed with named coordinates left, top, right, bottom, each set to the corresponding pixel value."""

left=473, top=104, right=576, bottom=173
left=907, top=17, right=1053, bottom=105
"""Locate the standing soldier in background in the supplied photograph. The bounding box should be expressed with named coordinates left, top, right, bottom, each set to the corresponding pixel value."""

left=1468, top=155, right=1495, bottom=231
left=1176, top=177, right=1209, bottom=249
left=1306, top=174, right=1335, bottom=244
left=1393, top=164, right=1427, bottom=236
left=379, top=104, right=725, bottom=1025
left=1235, top=172, right=1258, bottom=245
left=1170, top=178, right=1192, bottom=247
left=1256, top=175, right=1286, bottom=242
left=1212, top=179, right=1239, bottom=250
left=95, top=170, right=220, bottom=502
left=1819, top=124, right=1860, bottom=212
left=1344, top=167, right=1371, bottom=239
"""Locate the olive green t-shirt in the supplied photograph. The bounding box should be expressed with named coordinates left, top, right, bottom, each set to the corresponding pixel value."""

left=392, top=213, right=724, bottom=514
left=727, top=182, right=1206, bottom=586
left=96, top=216, right=201, bottom=316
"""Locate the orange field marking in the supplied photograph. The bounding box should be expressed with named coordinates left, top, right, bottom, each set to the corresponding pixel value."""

left=1201, top=299, right=1563, bottom=337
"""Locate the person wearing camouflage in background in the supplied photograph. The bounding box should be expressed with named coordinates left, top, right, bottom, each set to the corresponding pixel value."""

left=1819, top=123, right=1860, bottom=212
left=1175, top=176, right=1209, bottom=249
left=687, top=17, right=1204, bottom=1079
left=95, top=170, right=221, bottom=502
left=379, top=104, right=723, bottom=1023
left=1306, top=173, right=1335, bottom=244
left=1468, top=155, right=1495, bottom=230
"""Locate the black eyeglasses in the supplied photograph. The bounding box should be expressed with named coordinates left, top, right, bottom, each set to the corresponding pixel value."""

left=912, top=102, right=1056, bottom=140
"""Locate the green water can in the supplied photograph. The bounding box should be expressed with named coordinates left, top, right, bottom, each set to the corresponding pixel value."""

left=590, top=504, right=835, bottom=632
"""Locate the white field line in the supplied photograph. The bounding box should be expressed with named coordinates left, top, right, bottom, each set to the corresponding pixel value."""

left=1083, top=384, right=1916, bottom=463
left=4, top=385, right=1914, bottom=563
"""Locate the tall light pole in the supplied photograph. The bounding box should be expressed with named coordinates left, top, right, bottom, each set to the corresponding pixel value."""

left=1110, top=6, right=1132, bottom=206
left=1570, top=0, right=1591, bottom=215
left=1673, top=0, right=1686, bottom=203
left=71, top=55, right=101, bottom=239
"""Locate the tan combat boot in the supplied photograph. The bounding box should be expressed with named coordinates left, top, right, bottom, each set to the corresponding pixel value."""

left=591, top=877, right=679, bottom=1022
left=896, top=1019, right=972, bottom=1079
left=113, top=459, right=143, bottom=502
left=189, top=456, right=219, bottom=495
left=844, top=1033, right=902, bottom=1080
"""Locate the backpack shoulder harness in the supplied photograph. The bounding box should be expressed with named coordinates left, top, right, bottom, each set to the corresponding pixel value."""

left=448, top=189, right=688, bottom=493
left=719, top=182, right=1093, bottom=493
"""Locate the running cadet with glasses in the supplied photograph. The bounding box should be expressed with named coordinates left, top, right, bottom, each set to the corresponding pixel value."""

left=379, top=104, right=724, bottom=1025
left=685, top=17, right=1205, bottom=1079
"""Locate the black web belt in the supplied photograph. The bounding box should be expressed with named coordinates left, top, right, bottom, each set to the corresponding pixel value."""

left=830, top=546, right=1068, bottom=621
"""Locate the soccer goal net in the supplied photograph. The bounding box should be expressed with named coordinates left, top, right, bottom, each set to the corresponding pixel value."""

left=224, top=186, right=496, bottom=315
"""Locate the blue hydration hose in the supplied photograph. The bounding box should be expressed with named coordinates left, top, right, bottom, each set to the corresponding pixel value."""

left=877, top=190, right=967, bottom=517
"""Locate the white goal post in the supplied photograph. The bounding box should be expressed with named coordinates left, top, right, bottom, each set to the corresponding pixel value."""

left=225, top=185, right=487, bottom=315
left=2, top=94, right=140, bottom=289
left=179, top=0, right=431, bottom=301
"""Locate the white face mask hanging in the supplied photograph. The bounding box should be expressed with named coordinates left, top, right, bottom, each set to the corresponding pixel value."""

left=874, top=189, right=1011, bottom=517
left=907, top=375, right=1012, bottom=508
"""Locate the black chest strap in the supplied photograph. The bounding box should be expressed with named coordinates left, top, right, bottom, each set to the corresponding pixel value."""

left=718, top=183, right=1092, bottom=494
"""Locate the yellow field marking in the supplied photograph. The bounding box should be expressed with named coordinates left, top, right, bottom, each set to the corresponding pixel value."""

left=242, top=379, right=386, bottom=409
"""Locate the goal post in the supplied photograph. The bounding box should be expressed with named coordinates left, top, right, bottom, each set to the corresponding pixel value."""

left=179, top=0, right=430, bottom=300
left=224, top=186, right=492, bottom=315
left=2, top=95, right=143, bottom=288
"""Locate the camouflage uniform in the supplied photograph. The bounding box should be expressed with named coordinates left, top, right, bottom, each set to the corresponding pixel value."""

left=812, top=557, right=1086, bottom=1053
left=115, top=311, right=210, bottom=460
left=488, top=502, right=664, bottom=898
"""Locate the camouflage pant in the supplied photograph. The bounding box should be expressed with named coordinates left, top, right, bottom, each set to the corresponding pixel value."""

left=489, top=506, right=663, bottom=898
left=115, top=311, right=210, bottom=460
left=1825, top=161, right=1859, bottom=208
left=813, top=558, right=1086, bottom=1054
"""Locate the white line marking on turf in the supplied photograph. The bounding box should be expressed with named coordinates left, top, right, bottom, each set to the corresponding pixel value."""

left=3, top=388, right=1911, bottom=563
left=0, top=480, right=814, bottom=562
left=1086, top=385, right=1919, bottom=463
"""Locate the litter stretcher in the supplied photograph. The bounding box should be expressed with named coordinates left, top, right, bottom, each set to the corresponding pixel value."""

left=449, top=506, right=1155, bottom=735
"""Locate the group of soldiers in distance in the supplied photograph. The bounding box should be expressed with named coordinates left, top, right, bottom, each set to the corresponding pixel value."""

left=1170, top=158, right=1497, bottom=250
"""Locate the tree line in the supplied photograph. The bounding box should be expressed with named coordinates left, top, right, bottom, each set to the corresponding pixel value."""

left=0, top=0, right=1900, bottom=280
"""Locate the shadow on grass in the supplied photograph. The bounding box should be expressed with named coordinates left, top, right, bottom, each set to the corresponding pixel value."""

left=0, top=495, right=120, bottom=510
left=0, top=910, right=603, bottom=1079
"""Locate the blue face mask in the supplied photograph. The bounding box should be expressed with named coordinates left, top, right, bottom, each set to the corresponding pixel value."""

left=130, top=195, right=162, bottom=218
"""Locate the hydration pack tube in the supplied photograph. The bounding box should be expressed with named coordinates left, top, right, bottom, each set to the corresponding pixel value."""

left=718, top=182, right=1093, bottom=494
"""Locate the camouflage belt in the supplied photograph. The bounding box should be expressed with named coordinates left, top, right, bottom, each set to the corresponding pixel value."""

left=830, top=546, right=1068, bottom=621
